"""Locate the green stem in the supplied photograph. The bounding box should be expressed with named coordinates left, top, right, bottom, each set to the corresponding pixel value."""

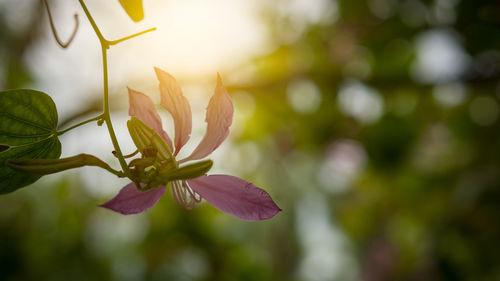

left=78, top=0, right=128, bottom=174
left=8, top=154, right=126, bottom=178
left=100, top=45, right=129, bottom=174
left=56, top=114, right=103, bottom=136
left=108, top=27, right=157, bottom=46
left=78, top=0, right=106, bottom=46
left=78, top=0, right=156, bottom=48
left=77, top=0, right=157, bottom=177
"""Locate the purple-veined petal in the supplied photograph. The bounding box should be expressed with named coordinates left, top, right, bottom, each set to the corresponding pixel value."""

left=187, top=175, right=281, bottom=221
left=182, top=74, right=233, bottom=162
left=155, top=67, right=192, bottom=155
left=128, top=87, right=173, bottom=150
left=100, top=182, right=166, bottom=215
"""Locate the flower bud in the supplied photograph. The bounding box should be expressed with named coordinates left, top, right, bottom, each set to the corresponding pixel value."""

left=159, top=159, right=213, bottom=181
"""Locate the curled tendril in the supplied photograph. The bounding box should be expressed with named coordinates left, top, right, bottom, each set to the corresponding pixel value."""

left=42, top=0, right=79, bottom=48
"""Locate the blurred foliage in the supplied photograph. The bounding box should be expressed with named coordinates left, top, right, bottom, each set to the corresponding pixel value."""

left=1, top=0, right=500, bottom=281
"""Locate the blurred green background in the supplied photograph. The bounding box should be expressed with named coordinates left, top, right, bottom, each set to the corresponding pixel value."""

left=1, top=0, right=500, bottom=280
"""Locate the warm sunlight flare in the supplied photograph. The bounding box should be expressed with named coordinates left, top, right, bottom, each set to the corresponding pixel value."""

left=29, top=0, right=269, bottom=90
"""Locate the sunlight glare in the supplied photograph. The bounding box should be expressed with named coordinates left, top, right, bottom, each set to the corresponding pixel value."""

left=104, top=0, right=270, bottom=82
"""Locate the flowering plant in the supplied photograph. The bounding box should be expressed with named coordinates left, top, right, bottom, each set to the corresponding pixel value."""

left=0, top=0, right=280, bottom=221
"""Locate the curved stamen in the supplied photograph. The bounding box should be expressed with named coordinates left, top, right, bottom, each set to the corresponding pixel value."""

left=179, top=181, right=194, bottom=210
left=170, top=180, right=201, bottom=209
left=171, top=181, right=183, bottom=206
left=184, top=181, right=202, bottom=203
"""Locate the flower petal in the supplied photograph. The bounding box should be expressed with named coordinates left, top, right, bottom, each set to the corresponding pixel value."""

left=128, top=87, right=173, bottom=150
left=155, top=67, right=192, bottom=155
left=188, top=175, right=281, bottom=221
left=100, top=182, right=165, bottom=215
left=182, top=74, right=233, bottom=162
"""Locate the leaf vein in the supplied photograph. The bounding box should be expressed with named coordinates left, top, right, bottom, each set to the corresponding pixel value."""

left=0, top=112, right=52, bottom=132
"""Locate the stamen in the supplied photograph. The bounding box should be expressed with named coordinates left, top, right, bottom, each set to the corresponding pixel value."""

left=171, top=181, right=183, bottom=206
left=184, top=181, right=202, bottom=203
left=170, top=180, right=201, bottom=210
left=179, top=181, right=194, bottom=210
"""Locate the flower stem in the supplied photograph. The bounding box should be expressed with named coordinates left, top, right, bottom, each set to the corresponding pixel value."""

left=56, top=114, right=103, bottom=136
left=78, top=0, right=128, bottom=174
left=7, top=154, right=126, bottom=178
left=100, top=45, right=130, bottom=174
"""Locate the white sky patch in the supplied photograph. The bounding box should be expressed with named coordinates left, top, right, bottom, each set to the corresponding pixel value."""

left=337, top=80, right=384, bottom=124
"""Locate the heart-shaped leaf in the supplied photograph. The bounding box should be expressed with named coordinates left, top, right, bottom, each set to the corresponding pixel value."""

left=118, top=0, right=144, bottom=22
left=0, top=89, right=62, bottom=194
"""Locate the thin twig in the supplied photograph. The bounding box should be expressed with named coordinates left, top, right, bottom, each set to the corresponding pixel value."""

left=108, top=27, right=157, bottom=46
left=42, top=0, right=79, bottom=48
left=56, top=114, right=103, bottom=136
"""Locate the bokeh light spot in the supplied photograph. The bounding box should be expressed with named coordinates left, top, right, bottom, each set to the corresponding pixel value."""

left=433, top=82, right=467, bottom=107
left=411, top=29, right=469, bottom=83
left=317, top=139, right=367, bottom=194
left=338, top=80, right=384, bottom=124
left=287, top=79, right=322, bottom=114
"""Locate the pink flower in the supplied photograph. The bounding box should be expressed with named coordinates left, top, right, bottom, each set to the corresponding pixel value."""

left=100, top=68, right=281, bottom=221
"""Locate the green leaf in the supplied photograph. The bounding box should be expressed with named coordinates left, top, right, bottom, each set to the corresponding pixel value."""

left=0, top=138, right=61, bottom=194
left=118, top=0, right=144, bottom=22
left=0, top=89, right=58, bottom=146
left=0, top=89, right=61, bottom=194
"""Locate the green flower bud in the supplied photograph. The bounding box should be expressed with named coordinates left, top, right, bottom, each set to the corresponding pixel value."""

left=159, top=159, right=213, bottom=182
